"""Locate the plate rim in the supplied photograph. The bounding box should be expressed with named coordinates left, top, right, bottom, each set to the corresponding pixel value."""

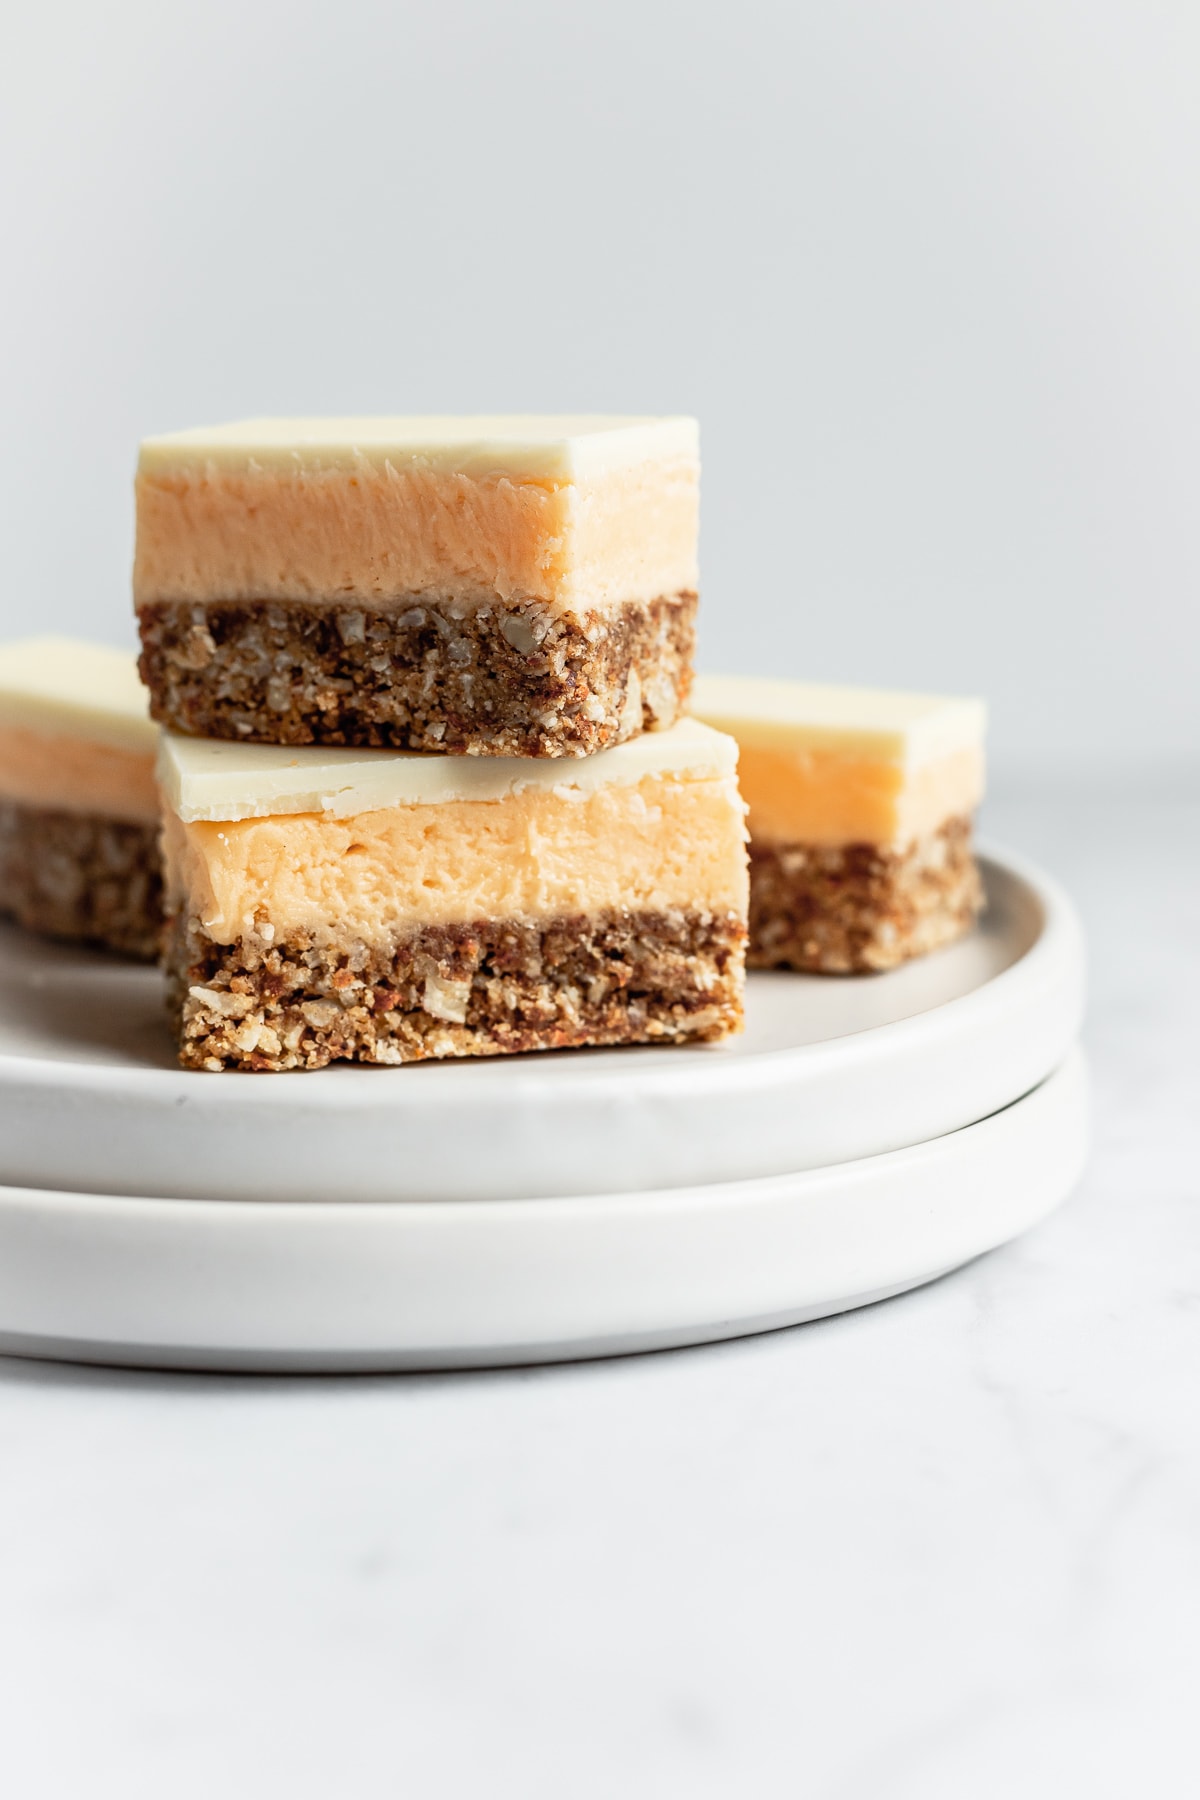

left=0, top=1050, right=1089, bottom=1371
left=0, top=1049, right=1077, bottom=1218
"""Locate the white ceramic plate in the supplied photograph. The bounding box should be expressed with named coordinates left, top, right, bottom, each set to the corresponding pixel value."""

left=0, top=1048, right=1087, bottom=1372
left=0, top=848, right=1084, bottom=1204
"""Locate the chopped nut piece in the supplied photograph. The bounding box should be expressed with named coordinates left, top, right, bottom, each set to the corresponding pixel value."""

left=422, top=973, right=472, bottom=1024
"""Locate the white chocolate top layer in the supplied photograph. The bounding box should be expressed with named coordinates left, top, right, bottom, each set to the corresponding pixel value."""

left=691, top=675, right=985, bottom=768
left=0, top=637, right=156, bottom=755
left=138, top=416, right=699, bottom=483
left=159, top=717, right=737, bottom=824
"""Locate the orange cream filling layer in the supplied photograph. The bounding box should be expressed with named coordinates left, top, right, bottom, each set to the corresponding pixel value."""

left=0, top=724, right=158, bottom=825
left=135, top=417, right=699, bottom=611
left=691, top=674, right=986, bottom=849
left=0, top=638, right=159, bottom=824
left=166, top=773, right=747, bottom=949
left=734, top=743, right=984, bottom=847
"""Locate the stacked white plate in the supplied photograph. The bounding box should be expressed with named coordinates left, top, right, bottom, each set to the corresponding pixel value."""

left=0, top=847, right=1086, bottom=1370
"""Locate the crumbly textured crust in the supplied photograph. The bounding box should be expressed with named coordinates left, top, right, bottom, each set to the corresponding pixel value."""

left=0, top=800, right=162, bottom=960
left=748, top=816, right=982, bottom=974
left=137, top=593, right=696, bottom=756
left=167, top=907, right=745, bottom=1071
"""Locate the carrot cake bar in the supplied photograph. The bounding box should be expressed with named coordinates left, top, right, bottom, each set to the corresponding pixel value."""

left=158, top=717, right=747, bottom=1071
left=0, top=637, right=162, bottom=958
left=692, top=675, right=985, bottom=973
left=136, top=415, right=699, bottom=758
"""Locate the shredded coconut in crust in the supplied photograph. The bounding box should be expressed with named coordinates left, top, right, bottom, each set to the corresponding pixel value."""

left=166, top=906, right=745, bottom=1070
left=138, top=592, right=695, bottom=757
left=747, top=816, right=982, bottom=973
left=0, top=800, right=162, bottom=960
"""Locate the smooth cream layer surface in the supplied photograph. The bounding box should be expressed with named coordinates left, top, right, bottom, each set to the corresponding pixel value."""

left=691, top=674, right=985, bottom=847
left=135, top=415, right=700, bottom=612
left=138, top=416, right=699, bottom=480
left=166, top=773, right=748, bottom=948
left=0, top=726, right=159, bottom=823
left=159, top=717, right=736, bottom=823
left=0, top=638, right=158, bottom=821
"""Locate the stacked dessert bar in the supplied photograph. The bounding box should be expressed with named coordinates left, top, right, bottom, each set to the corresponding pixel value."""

left=133, top=417, right=750, bottom=1071
left=134, top=415, right=699, bottom=756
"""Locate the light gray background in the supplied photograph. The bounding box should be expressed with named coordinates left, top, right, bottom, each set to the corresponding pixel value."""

left=2, top=0, right=1196, bottom=774
left=2, top=11, right=1198, bottom=1795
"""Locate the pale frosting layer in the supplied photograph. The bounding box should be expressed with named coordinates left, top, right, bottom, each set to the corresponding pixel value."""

left=159, top=717, right=737, bottom=823
left=134, top=416, right=700, bottom=612
left=691, top=674, right=985, bottom=766
left=137, top=416, right=699, bottom=480
left=0, top=638, right=158, bottom=821
left=166, top=773, right=748, bottom=948
left=691, top=674, right=985, bottom=848
left=0, top=638, right=157, bottom=755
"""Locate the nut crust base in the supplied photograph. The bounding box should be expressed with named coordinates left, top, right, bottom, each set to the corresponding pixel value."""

left=137, top=592, right=696, bottom=757
left=168, top=907, right=746, bottom=1071
left=748, top=817, right=982, bottom=974
left=0, top=800, right=163, bottom=960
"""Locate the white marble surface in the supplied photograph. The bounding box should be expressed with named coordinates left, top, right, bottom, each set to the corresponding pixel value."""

left=0, top=785, right=1195, bottom=1799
